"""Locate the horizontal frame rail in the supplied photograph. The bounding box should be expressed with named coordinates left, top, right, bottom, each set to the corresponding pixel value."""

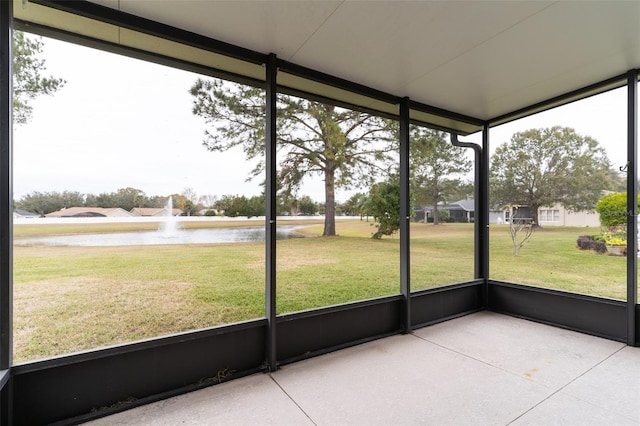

left=488, top=281, right=627, bottom=342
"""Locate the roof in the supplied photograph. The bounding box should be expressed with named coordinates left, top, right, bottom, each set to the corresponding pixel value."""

left=13, top=209, right=39, bottom=217
left=45, top=207, right=134, bottom=217
left=445, top=198, right=475, bottom=212
left=131, top=207, right=183, bottom=217
left=18, top=0, right=638, bottom=133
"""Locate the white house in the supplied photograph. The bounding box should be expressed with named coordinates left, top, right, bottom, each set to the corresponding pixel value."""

left=498, top=204, right=600, bottom=227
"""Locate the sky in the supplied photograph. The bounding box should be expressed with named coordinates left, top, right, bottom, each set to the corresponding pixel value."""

left=12, top=33, right=633, bottom=204
left=14, top=34, right=263, bottom=202
left=481, top=87, right=628, bottom=170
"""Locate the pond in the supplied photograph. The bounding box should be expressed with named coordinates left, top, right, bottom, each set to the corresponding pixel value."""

left=14, top=225, right=305, bottom=247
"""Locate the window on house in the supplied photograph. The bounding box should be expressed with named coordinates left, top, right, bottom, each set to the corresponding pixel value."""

left=540, top=209, right=560, bottom=222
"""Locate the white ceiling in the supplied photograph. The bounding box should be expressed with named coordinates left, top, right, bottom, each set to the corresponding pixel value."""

left=87, top=0, right=640, bottom=122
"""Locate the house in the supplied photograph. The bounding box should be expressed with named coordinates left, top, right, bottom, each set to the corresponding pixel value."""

left=537, top=205, right=600, bottom=227
left=421, top=199, right=527, bottom=224
left=442, top=197, right=475, bottom=223
left=422, top=198, right=600, bottom=227
left=497, top=204, right=600, bottom=227
left=13, top=209, right=39, bottom=218
left=130, top=207, right=183, bottom=217
left=45, top=207, right=134, bottom=218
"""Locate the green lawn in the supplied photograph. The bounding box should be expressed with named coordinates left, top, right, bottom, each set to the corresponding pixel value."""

left=489, top=225, right=627, bottom=299
left=12, top=220, right=632, bottom=362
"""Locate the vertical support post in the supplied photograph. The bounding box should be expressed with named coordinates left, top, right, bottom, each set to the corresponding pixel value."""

left=627, top=70, right=638, bottom=346
left=265, top=54, right=278, bottom=369
left=480, top=124, right=490, bottom=306
left=472, top=145, right=482, bottom=279
left=399, top=97, right=411, bottom=333
left=0, top=1, right=12, bottom=423
left=450, top=134, right=483, bottom=280
left=0, top=0, right=11, bottom=371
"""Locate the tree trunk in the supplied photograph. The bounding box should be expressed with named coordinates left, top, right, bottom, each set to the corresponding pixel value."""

left=530, top=204, right=541, bottom=228
left=432, top=188, right=440, bottom=225
left=323, top=166, right=336, bottom=236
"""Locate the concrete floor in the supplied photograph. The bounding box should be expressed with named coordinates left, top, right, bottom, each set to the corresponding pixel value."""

left=86, top=312, right=640, bottom=425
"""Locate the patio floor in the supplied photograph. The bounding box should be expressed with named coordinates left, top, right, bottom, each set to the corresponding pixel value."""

left=85, top=311, right=640, bottom=425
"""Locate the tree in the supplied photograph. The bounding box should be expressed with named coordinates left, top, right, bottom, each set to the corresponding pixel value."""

left=179, top=188, right=201, bottom=215
left=190, top=79, right=396, bottom=236
left=490, top=127, right=612, bottom=227
left=508, top=207, right=535, bottom=256
left=91, top=187, right=147, bottom=210
left=13, top=31, right=65, bottom=125
left=369, top=179, right=414, bottom=239
left=182, top=200, right=198, bottom=216
left=297, top=195, right=317, bottom=216
left=15, top=190, right=84, bottom=215
left=144, top=195, right=167, bottom=208
left=83, top=193, right=98, bottom=207
left=169, top=193, right=189, bottom=212
left=93, top=192, right=114, bottom=208
left=113, top=187, right=146, bottom=211
left=214, top=194, right=264, bottom=218
left=607, top=167, right=627, bottom=193
left=446, top=180, right=474, bottom=204
left=343, top=192, right=371, bottom=220
left=198, top=194, right=218, bottom=209
left=181, top=187, right=198, bottom=204
left=409, top=128, right=472, bottom=225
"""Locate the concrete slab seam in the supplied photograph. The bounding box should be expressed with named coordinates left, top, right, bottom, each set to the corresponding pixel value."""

left=409, top=333, right=557, bottom=391
left=268, top=373, right=318, bottom=426
left=505, top=344, right=631, bottom=424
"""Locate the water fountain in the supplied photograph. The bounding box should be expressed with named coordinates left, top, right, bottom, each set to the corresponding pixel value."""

left=159, top=196, right=179, bottom=237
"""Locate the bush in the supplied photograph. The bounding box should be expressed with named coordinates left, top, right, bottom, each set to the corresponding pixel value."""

left=576, top=235, right=607, bottom=254
left=426, top=210, right=451, bottom=223
left=595, top=192, right=640, bottom=227
left=369, top=181, right=401, bottom=238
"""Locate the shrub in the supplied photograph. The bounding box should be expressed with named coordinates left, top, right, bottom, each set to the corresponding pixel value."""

left=576, top=235, right=607, bottom=254
left=595, top=192, right=640, bottom=227
left=427, top=210, right=451, bottom=223
left=369, top=181, right=401, bottom=238
left=369, top=180, right=415, bottom=238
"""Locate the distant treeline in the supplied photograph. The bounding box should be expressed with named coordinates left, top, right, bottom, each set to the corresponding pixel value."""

left=13, top=188, right=331, bottom=217
left=14, top=188, right=169, bottom=215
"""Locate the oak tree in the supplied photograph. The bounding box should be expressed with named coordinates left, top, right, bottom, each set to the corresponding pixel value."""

left=490, top=126, right=612, bottom=227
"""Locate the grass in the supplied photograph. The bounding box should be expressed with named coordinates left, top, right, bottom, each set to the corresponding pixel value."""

left=489, top=225, right=627, bottom=299
left=12, top=220, right=632, bottom=362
